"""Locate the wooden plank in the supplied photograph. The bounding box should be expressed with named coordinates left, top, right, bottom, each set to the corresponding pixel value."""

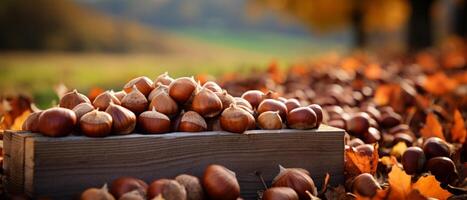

left=12, top=125, right=344, bottom=199
left=3, top=131, right=34, bottom=194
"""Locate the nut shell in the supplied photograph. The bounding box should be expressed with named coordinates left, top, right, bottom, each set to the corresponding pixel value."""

left=287, top=107, right=317, bottom=130
left=72, top=103, right=94, bottom=121
left=284, top=99, right=301, bottom=113
left=258, top=99, right=288, bottom=120
left=203, top=164, right=240, bottom=200
left=93, top=91, right=121, bottom=110
left=178, top=111, right=207, bottom=132
left=110, top=177, right=148, bottom=199
left=154, top=72, right=174, bottom=86
left=121, top=86, right=148, bottom=115
left=258, top=111, right=282, bottom=130
left=105, top=103, right=136, bottom=135
left=123, top=76, right=154, bottom=97
left=175, top=174, right=204, bottom=200
left=272, top=166, right=317, bottom=199
left=241, top=90, right=264, bottom=109
left=138, top=108, right=171, bottom=134
left=426, top=156, right=458, bottom=184
left=59, top=89, right=91, bottom=110
left=80, top=110, right=113, bottom=137
left=169, top=77, right=198, bottom=104
left=147, top=179, right=187, bottom=200
left=38, top=107, right=77, bottom=137
left=351, top=173, right=381, bottom=197
left=220, top=104, right=252, bottom=133
left=262, top=187, right=298, bottom=200
left=191, top=87, right=223, bottom=118
left=423, top=137, right=451, bottom=159
left=22, top=111, right=43, bottom=132
left=401, top=146, right=425, bottom=175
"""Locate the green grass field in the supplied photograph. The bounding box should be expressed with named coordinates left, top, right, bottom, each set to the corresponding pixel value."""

left=0, top=30, right=345, bottom=108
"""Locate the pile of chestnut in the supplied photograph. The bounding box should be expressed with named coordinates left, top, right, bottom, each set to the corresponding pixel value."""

left=22, top=73, right=323, bottom=137
left=80, top=164, right=319, bottom=200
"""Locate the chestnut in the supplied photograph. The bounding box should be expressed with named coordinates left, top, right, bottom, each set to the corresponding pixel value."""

left=178, top=111, right=207, bottom=132
left=351, top=173, right=381, bottom=197
left=59, top=89, right=91, bottom=110
left=123, top=76, right=154, bottom=97
left=147, top=179, right=187, bottom=200
left=203, top=81, right=222, bottom=93
left=348, top=138, right=364, bottom=147
left=241, top=90, right=264, bottom=109
left=326, top=119, right=346, bottom=130
left=191, top=87, right=223, bottom=118
left=422, top=137, right=451, bottom=159
left=272, top=166, right=317, bottom=199
left=203, top=164, right=240, bottom=200
left=22, top=111, right=43, bottom=132
left=110, top=177, right=148, bottom=199
left=215, top=90, right=235, bottom=110
left=121, top=86, right=148, bottom=115
left=113, top=90, right=127, bottom=102
left=258, top=111, right=283, bottom=130
left=284, top=99, right=301, bottom=113
left=426, top=157, right=459, bottom=184
left=168, top=77, right=198, bottom=104
left=234, top=97, right=253, bottom=110
left=355, top=144, right=374, bottom=157
left=149, top=90, right=179, bottom=118
left=262, top=187, right=298, bottom=200
left=148, top=83, right=169, bottom=102
left=105, top=103, right=136, bottom=135
left=362, top=127, right=381, bottom=144
left=72, top=103, right=94, bottom=121
left=401, top=147, right=425, bottom=175
left=257, top=99, right=288, bottom=120
left=175, top=174, right=204, bottom=200
left=346, top=112, right=370, bottom=137
left=287, top=107, right=317, bottom=130
left=38, top=107, right=77, bottom=137
left=379, top=111, right=402, bottom=129
left=220, top=104, right=252, bottom=133
left=93, top=91, right=121, bottom=110
left=154, top=72, right=174, bottom=86
left=81, top=185, right=115, bottom=200
left=138, top=108, right=171, bottom=134
left=308, top=104, right=323, bottom=127
left=392, top=133, right=414, bottom=146
left=80, top=110, right=113, bottom=137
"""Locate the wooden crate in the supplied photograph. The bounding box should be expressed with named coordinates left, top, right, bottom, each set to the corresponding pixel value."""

left=3, top=125, right=344, bottom=200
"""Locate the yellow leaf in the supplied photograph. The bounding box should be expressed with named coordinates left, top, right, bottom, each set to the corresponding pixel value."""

left=420, top=112, right=445, bottom=140
left=345, top=144, right=379, bottom=179
left=390, top=142, right=407, bottom=158
left=412, top=175, right=451, bottom=200
left=451, top=109, right=466, bottom=144
left=12, top=110, right=31, bottom=131
left=380, top=156, right=398, bottom=167
left=387, top=166, right=411, bottom=200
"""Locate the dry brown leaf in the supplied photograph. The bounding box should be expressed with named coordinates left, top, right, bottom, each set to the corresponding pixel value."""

left=451, top=109, right=466, bottom=144
left=387, top=166, right=412, bottom=200
left=423, top=72, right=458, bottom=96
left=345, top=144, right=379, bottom=179
left=420, top=112, right=445, bottom=140
left=412, top=175, right=452, bottom=200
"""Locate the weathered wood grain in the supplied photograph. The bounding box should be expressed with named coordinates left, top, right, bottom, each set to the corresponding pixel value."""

left=6, top=125, right=344, bottom=200
left=3, top=131, right=34, bottom=194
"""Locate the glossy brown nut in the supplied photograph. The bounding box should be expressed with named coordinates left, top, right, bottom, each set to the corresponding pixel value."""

left=110, top=177, right=148, bottom=199
left=379, top=112, right=401, bottom=129
left=262, top=187, right=299, bottom=200
left=22, top=111, right=43, bottom=132
left=105, top=103, right=136, bottom=135
left=284, top=99, right=301, bottom=113
left=203, top=164, right=240, bottom=200
left=203, top=81, right=223, bottom=93
left=272, top=167, right=317, bottom=199
left=346, top=112, right=370, bottom=137
left=220, top=104, right=252, bottom=133
left=422, top=137, right=451, bottom=159
left=175, top=174, right=204, bottom=200
left=93, top=91, right=121, bottom=110
left=121, top=86, right=148, bottom=115
left=393, top=133, right=414, bottom=146
left=348, top=138, right=365, bottom=147
left=426, top=157, right=459, bottom=184
left=138, top=109, right=171, bottom=134
left=59, top=89, right=91, bottom=110
left=168, top=77, right=198, bottom=104
left=147, top=179, right=186, bottom=200
left=191, top=87, right=223, bottom=118
left=258, top=99, right=288, bottom=120
left=123, top=76, right=154, bottom=97
left=351, top=173, right=381, bottom=197
left=363, top=127, right=381, bottom=144
left=257, top=111, right=283, bottom=130
left=355, top=144, right=374, bottom=157
left=308, top=104, right=323, bottom=127
left=401, top=147, right=425, bottom=175
left=178, top=111, right=207, bottom=132
left=241, top=90, right=264, bottom=109
left=72, top=103, right=94, bottom=121
left=153, top=72, right=174, bottom=86
left=80, top=110, right=113, bottom=137
left=287, top=107, right=317, bottom=130
left=38, top=107, right=77, bottom=137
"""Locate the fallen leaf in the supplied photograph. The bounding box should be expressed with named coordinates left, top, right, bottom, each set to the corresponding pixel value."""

left=12, top=110, right=31, bottom=131
left=380, top=156, right=398, bottom=167
left=420, top=112, right=445, bottom=140
left=423, top=72, right=458, bottom=96
left=451, top=109, right=466, bottom=144
left=345, top=144, right=379, bottom=179
left=390, top=142, right=407, bottom=158
left=412, top=175, right=452, bottom=200
left=387, top=166, right=411, bottom=200
left=364, top=63, right=383, bottom=80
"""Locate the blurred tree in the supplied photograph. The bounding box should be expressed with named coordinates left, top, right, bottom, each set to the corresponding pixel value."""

left=452, top=0, right=466, bottom=38
left=249, top=0, right=409, bottom=48
left=407, top=0, right=434, bottom=51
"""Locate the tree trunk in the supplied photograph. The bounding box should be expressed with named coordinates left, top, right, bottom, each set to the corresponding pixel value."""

left=453, top=0, right=466, bottom=38
left=408, top=0, right=434, bottom=51
left=351, top=1, right=365, bottom=48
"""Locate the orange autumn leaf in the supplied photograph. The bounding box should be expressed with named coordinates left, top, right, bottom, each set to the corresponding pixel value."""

left=374, top=84, right=400, bottom=106
left=451, top=109, right=466, bottom=144
left=12, top=110, right=31, bottom=131
left=420, top=112, right=445, bottom=140
left=364, top=63, right=383, bottom=80
left=387, top=166, right=412, bottom=200
left=267, top=60, right=284, bottom=84
left=344, top=144, right=379, bottom=179
left=423, top=72, right=458, bottom=96
left=412, top=175, right=451, bottom=200
left=380, top=156, right=398, bottom=167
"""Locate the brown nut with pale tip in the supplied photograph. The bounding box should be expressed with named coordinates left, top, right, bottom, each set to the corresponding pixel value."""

left=93, top=91, right=121, bottom=110
left=284, top=99, right=300, bottom=113
left=138, top=108, right=171, bottom=134
left=80, top=110, right=113, bottom=137
left=241, top=90, right=264, bottom=109
left=81, top=184, right=115, bottom=200
left=168, top=77, right=198, bottom=104
left=258, top=111, right=282, bottom=130
left=191, top=87, right=223, bottom=118
left=287, top=107, right=317, bottom=130
left=426, top=156, right=458, bottom=184
left=215, top=90, right=235, bottom=110
left=258, top=99, right=288, bottom=120
left=121, top=86, right=148, bottom=115
left=234, top=97, right=253, bottom=110
left=203, top=164, right=240, bottom=200
left=272, top=166, right=317, bottom=199
left=220, top=104, right=252, bottom=133
left=73, top=103, right=94, bottom=121
left=105, top=103, right=136, bottom=135
left=178, top=111, right=207, bottom=132
left=308, top=104, right=323, bottom=127
left=38, top=107, right=77, bottom=137
left=175, top=174, right=204, bottom=200
left=154, top=72, right=174, bottom=86
left=110, top=177, right=148, bottom=199
left=351, top=173, right=381, bottom=197
left=59, top=89, right=91, bottom=110
left=123, top=76, right=154, bottom=97
left=262, top=187, right=299, bottom=200
left=363, top=127, right=381, bottom=144
left=346, top=112, right=370, bottom=137
left=203, top=81, right=223, bottom=93
left=113, top=90, right=126, bottom=102
left=147, top=179, right=187, bottom=200
left=22, top=111, right=43, bottom=132
left=422, top=137, right=451, bottom=159
left=148, top=83, right=169, bottom=102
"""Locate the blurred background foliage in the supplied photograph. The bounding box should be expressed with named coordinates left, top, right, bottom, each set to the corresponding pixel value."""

left=0, top=0, right=465, bottom=108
